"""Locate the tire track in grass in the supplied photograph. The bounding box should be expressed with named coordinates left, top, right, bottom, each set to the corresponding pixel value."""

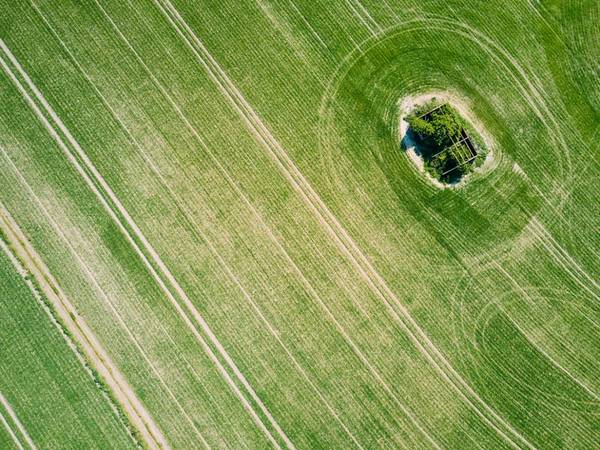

left=454, top=255, right=600, bottom=424
left=39, top=1, right=427, bottom=444
left=473, top=302, right=595, bottom=443
left=0, top=152, right=209, bottom=448
left=469, top=273, right=600, bottom=446
left=344, top=0, right=380, bottom=37
left=0, top=205, right=167, bottom=450
left=433, top=186, right=600, bottom=425
left=326, top=13, right=584, bottom=309
left=286, top=2, right=329, bottom=51
left=94, top=3, right=441, bottom=447
left=497, top=173, right=600, bottom=302
left=0, top=38, right=291, bottom=450
left=98, top=0, right=438, bottom=447
left=0, top=411, right=24, bottom=450
left=432, top=188, right=600, bottom=427
left=320, top=16, right=572, bottom=192
left=528, top=219, right=600, bottom=300
left=151, top=2, right=535, bottom=448
left=339, top=0, right=597, bottom=432
left=35, top=5, right=361, bottom=445
left=493, top=262, right=600, bottom=402
left=24, top=6, right=300, bottom=447
left=516, top=161, right=600, bottom=268
left=254, top=0, right=319, bottom=75
left=453, top=278, right=596, bottom=445
left=426, top=16, right=574, bottom=184
left=0, top=393, right=32, bottom=450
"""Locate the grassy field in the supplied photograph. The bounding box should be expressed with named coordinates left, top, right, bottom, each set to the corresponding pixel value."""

left=0, top=0, right=598, bottom=448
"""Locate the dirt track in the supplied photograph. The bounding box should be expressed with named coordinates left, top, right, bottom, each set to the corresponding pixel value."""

left=0, top=206, right=168, bottom=450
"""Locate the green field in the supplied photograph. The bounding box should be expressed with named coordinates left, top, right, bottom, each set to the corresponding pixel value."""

left=0, top=0, right=598, bottom=448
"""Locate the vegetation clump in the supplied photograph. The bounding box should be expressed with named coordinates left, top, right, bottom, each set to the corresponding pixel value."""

left=406, top=101, right=486, bottom=183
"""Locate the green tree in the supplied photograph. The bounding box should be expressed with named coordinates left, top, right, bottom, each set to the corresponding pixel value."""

left=429, top=107, right=461, bottom=147
left=407, top=116, right=435, bottom=143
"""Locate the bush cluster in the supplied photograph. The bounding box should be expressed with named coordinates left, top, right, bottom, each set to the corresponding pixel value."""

left=406, top=103, right=481, bottom=182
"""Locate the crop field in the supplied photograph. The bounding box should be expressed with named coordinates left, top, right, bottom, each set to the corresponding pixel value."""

left=0, top=0, right=598, bottom=449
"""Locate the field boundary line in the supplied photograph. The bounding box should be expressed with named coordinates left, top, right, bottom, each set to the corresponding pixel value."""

left=0, top=37, right=291, bottom=450
left=0, top=223, right=144, bottom=448
left=151, top=2, right=535, bottom=448
left=0, top=142, right=211, bottom=448
left=0, top=393, right=33, bottom=450
left=90, top=3, right=443, bottom=446
left=0, top=205, right=168, bottom=450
